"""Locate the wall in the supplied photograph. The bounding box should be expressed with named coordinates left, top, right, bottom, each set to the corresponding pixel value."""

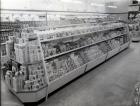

left=1, top=0, right=132, bottom=20
left=104, top=0, right=131, bottom=20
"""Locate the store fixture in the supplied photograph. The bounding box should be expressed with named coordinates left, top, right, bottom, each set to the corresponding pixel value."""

left=129, top=18, right=140, bottom=41
left=1, top=9, right=131, bottom=104
left=128, top=3, right=140, bottom=41
left=1, top=28, right=13, bottom=66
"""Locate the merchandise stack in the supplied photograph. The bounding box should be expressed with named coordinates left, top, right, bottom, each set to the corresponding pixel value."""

left=129, top=20, right=140, bottom=41
left=5, top=29, right=47, bottom=92
left=128, top=3, right=140, bottom=42
left=1, top=23, right=14, bottom=65
left=1, top=12, right=47, bottom=66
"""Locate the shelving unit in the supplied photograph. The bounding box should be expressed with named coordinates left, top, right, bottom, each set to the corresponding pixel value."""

left=40, top=26, right=124, bottom=43
left=129, top=23, right=140, bottom=41
left=1, top=43, right=8, bottom=66
left=43, top=33, right=127, bottom=60
left=1, top=10, right=131, bottom=104
left=4, top=36, right=48, bottom=103
left=0, top=28, right=13, bottom=66
left=128, top=3, right=140, bottom=41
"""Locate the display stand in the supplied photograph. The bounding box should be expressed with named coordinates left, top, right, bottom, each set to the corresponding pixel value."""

left=129, top=24, right=140, bottom=42
left=1, top=10, right=131, bottom=104
left=128, top=4, right=140, bottom=42
left=6, top=82, right=47, bottom=103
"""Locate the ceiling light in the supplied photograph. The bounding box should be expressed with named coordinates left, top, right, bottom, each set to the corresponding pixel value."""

left=74, top=0, right=82, bottom=4
left=61, top=0, right=71, bottom=3
left=107, top=6, right=117, bottom=8
left=91, top=3, right=105, bottom=7
left=61, top=0, right=83, bottom=4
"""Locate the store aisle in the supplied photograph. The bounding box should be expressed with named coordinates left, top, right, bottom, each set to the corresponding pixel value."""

left=1, top=77, right=23, bottom=106
left=1, top=43, right=140, bottom=106
left=41, top=43, right=140, bottom=106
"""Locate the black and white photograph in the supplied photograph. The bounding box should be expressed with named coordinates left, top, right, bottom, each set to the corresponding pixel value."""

left=1, top=0, right=140, bottom=106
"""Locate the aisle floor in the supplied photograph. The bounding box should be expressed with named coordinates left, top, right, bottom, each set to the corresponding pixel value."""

left=1, top=43, right=140, bottom=106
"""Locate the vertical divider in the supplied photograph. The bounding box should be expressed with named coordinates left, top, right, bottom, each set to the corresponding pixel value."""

left=105, top=52, right=109, bottom=61
left=84, top=64, right=88, bottom=73
left=37, top=35, right=49, bottom=100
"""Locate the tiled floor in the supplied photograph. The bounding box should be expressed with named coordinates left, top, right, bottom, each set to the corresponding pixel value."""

left=1, top=43, right=140, bottom=106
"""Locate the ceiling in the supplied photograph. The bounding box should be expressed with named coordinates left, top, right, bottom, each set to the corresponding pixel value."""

left=1, top=0, right=131, bottom=12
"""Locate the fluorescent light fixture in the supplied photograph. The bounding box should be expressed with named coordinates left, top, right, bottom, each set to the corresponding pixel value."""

left=107, top=6, right=117, bottom=8
left=61, top=0, right=83, bottom=4
left=61, top=0, right=72, bottom=3
left=91, top=3, right=105, bottom=7
left=74, top=0, right=82, bottom=4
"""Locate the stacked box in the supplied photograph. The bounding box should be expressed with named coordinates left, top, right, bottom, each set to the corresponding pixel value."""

left=14, top=43, right=29, bottom=64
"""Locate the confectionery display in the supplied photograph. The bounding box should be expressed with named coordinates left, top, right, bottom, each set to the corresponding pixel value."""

left=128, top=11, right=140, bottom=41
left=1, top=10, right=131, bottom=103
left=38, top=22, right=124, bottom=41
left=41, top=28, right=127, bottom=59
left=129, top=22, right=140, bottom=41
left=5, top=30, right=47, bottom=92
left=45, top=34, right=130, bottom=83
left=5, top=62, right=46, bottom=92
left=45, top=45, right=103, bottom=82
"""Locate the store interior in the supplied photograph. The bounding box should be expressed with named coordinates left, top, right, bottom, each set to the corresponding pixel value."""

left=1, top=0, right=140, bottom=106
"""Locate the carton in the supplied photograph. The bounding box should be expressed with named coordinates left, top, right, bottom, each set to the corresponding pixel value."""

left=14, top=43, right=29, bottom=64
